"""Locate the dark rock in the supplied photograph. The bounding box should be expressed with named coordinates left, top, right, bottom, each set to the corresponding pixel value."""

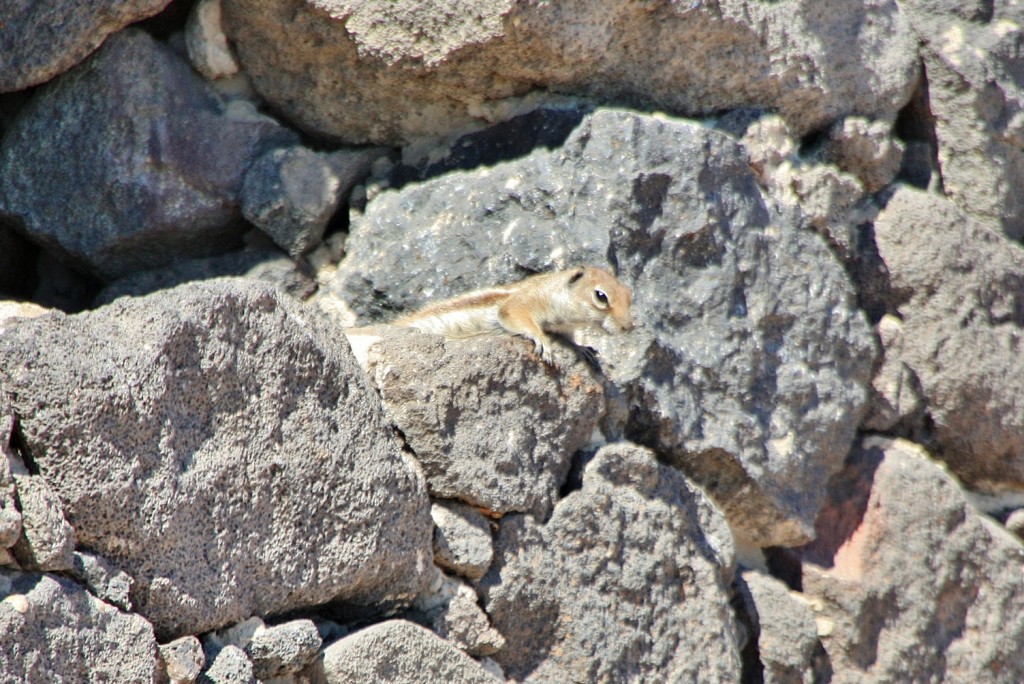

left=0, top=29, right=296, bottom=281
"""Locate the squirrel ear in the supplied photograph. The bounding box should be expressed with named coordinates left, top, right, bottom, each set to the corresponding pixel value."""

left=567, top=268, right=585, bottom=285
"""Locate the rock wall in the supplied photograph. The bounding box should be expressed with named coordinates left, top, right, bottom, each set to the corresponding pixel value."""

left=1, top=0, right=1023, bottom=681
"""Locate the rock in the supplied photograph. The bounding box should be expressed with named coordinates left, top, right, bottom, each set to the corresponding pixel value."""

left=0, top=0, right=171, bottom=92
left=0, top=397, right=22, bottom=554
left=93, top=246, right=315, bottom=307
left=430, top=579, right=505, bottom=658
left=10, top=473, right=76, bottom=572
left=902, top=2, right=1024, bottom=240
left=70, top=550, right=134, bottom=612
left=800, top=436, right=1024, bottom=681
left=430, top=501, right=494, bottom=581
left=479, top=443, right=741, bottom=682
left=0, top=569, right=159, bottom=681
left=241, top=147, right=381, bottom=257
left=0, top=301, right=50, bottom=336
left=220, top=0, right=916, bottom=145
left=736, top=570, right=826, bottom=684
left=822, top=117, right=905, bottom=194
left=160, top=636, right=205, bottom=684
left=872, top=186, right=1024, bottom=490
left=0, top=29, right=296, bottom=281
left=185, top=0, right=240, bottom=81
left=245, top=619, right=322, bottom=680
left=0, top=279, right=433, bottom=639
left=860, top=314, right=925, bottom=432
left=1006, top=509, right=1024, bottom=540
left=321, top=620, right=500, bottom=684
left=329, top=109, right=874, bottom=546
left=199, top=644, right=255, bottom=684
left=352, top=327, right=604, bottom=518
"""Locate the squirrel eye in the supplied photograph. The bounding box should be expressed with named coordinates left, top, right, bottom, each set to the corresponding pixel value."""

left=593, top=288, right=609, bottom=309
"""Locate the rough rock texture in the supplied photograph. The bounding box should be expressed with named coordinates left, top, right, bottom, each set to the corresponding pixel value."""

left=160, top=636, right=205, bottom=684
left=241, top=147, right=381, bottom=257
left=480, top=443, right=741, bottom=682
left=321, top=620, right=500, bottom=684
left=0, top=569, right=160, bottom=681
left=244, top=619, right=322, bottom=680
left=873, top=186, right=1024, bottom=490
left=94, top=246, right=316, bottom=307
left=415, top=573, right=506, bottom=659
left=0, top=393, right=21, bottom=564
left=861, top=314, right=925, bottom=433
left=0, top=279, right=433, bottom=639
left=431, top=501, right=494, bottom=580
left=329, top=109, right=874, bottom=546
left=10, top=473, right=76, bottom=572
left=736, top=570, right=826, bottom=684
left=0, top=0, right=172, bottom=92
left=352, top=327, right=605, bottom=518
left=70, top=550, right=134, bottom=612
left=800, top=436, right=1024, bottom=682
left=431, top=580, right=506, bottom=658
left=0, top=29, right=295, bottom=280
left=185, top=0, right=240, bottom=81
left=199, top=644, right=255, bottom=684
left=220, top=0, right=917, bottom=145
left=902, top=2, right=1024, bottom=240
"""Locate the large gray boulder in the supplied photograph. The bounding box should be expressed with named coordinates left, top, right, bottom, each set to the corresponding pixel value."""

left=0, top=569, right=160, bottom=682
left=902, top=2, right=1024, bottom=240
left=801, top=436, right=1024, bottom=681
left=327, top=109, right=875, bottom=546
left=873, top=186, right=1024, bottom=490
left=0, top=279, right=433, bottom=639
left=350, top=327, right=604, bottom=518
left=0, top=29, right=295, bottom=281
left=220, top=0, right=917, bottom=145
left=0, top=0, right=171, bottom=92
left=479, top=443, right=741, bottom=682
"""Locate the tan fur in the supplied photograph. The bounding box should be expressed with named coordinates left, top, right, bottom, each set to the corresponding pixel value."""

left=394, top=267, right=633, bottom=364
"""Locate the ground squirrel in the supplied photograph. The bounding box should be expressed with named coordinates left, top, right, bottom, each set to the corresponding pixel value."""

left=393, top=266, right=634, bottom=364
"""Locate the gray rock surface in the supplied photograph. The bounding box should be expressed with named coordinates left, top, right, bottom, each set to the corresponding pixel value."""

left=244, top=619, right=322, bottom=680
left=70, top=550, right=134, bottom=611
left=902, top=2, right=1024, bottom=240
left=220, top=0, right=916, bottom=145
left=0, top=0, right=171, bottom=92
left=329, top=109, right=874, bottom=546
left=737, top=570, right=825, bottom=684
left=241, top=146, right=382, bottom=257
left=0, top=569, right=160, bottom=682
left=479, top=443, right=741, bottom=682
left=160, top=635, right=205, bottom=684
left=860, top=314, right=925, bottom=433
left=821, top=117, right=905, bottom=195
left=93, top=245, right=316, bottom=307
left=800, top=436, right=1024, bottom=682
left=0, top=279, right=433, bottom=639
left=199, top=644, right=255, bottom=684
left=321, top=620, right=500, bottom=684
left=353, top=327, right=604, bottom=519
left=873, top=186, right=1024, bottom=490
left=0, top=395, right=21, bottom=556
left=10, top=473, right=76, bottom=572
left=0, top=29, right=296, bottom=280
left=431, top=501, right=494, bottom=580
left=430, top=579, right=505, bottom=658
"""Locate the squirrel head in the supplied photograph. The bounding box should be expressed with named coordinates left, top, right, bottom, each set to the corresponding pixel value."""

left=568, top=267, right=634, bottom=334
